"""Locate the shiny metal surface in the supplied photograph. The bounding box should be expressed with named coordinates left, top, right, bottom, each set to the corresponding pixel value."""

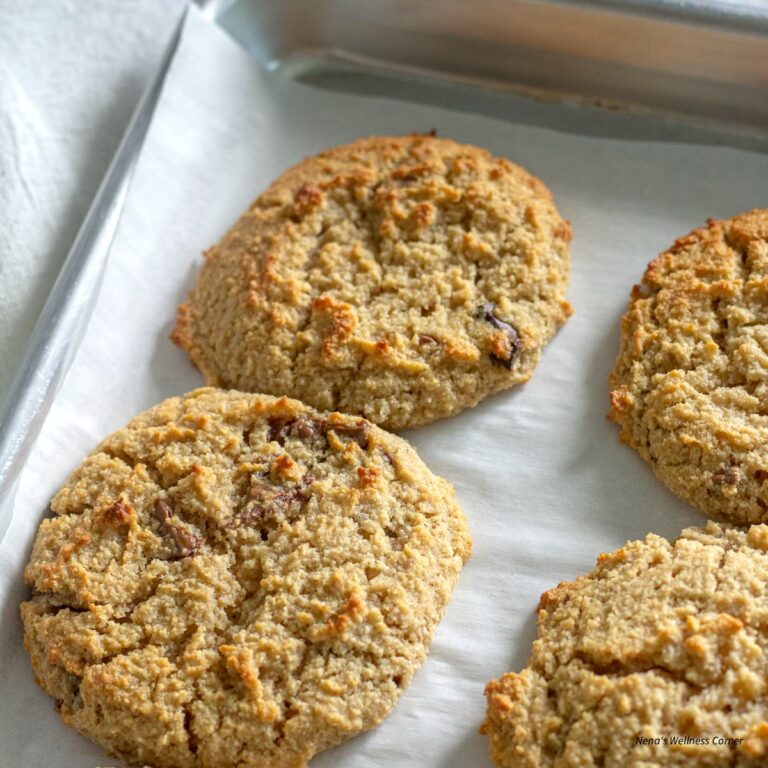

left=216, top=0, right=768, bottom=135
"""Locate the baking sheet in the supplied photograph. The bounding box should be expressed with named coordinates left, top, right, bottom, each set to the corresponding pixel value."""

left=2, top=6, right=768, bottom=766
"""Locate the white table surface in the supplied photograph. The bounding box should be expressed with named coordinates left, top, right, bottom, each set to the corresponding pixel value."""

left=0, top=0, right=188, bottom=400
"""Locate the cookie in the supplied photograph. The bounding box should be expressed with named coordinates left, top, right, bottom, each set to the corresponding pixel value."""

left=609, top=210, right=768, bottom=524
left=173, top=134, right=572, bottom=430
left=482, top=522, right=768, bottom=767
left=21, top=388, right=470, bottom=768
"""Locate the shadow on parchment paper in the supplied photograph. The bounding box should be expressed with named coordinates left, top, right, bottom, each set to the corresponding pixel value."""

left=486, top=601, right=539, bottom=722
left=310, top=693, right=495, bottom=767
left=0, top=502, right=68, bottom=760
left=561, top=301, right=623, bottom=472
left=402, top=373, right=531, bottom=471
left=503, top=600, right=539, bottom=670
left=1, top=485, right=58, bottom=634
left=0, top=511, right=39, bottom=656
left=566, top=303, right=703, bottom=544
left=442, top=724, right=495, bottom=768
left=148, top=258, right=205, bottom=400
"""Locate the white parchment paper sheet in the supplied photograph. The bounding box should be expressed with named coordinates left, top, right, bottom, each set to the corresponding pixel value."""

left=2, top=8, right=768, bottom=767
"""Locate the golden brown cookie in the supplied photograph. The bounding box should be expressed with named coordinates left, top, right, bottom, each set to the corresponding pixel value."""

left=610, top=210, right=768, bottom=524
left=173, top=134, right=572, bottom=430
left=483, top=522, right=768, bottom=767
left=21, top=388, right=470, bottom=767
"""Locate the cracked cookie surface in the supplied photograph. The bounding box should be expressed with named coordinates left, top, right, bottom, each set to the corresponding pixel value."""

left=173, top=134, right=572, bottom=430
left=609, top=210, right=768, bottom=523
left=21, top=388, right=470, bottom=767
left=482, top=522, right=768, bottom=767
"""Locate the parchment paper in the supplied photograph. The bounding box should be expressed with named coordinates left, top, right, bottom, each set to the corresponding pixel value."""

left=2, top=8, right=768, bottom=766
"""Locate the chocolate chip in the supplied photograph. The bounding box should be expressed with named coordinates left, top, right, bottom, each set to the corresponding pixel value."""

left=170, top=526, right=202, bottom=558
left=267, top=414, right=369, bottom=449
left=295, top=416, right=322, bottom=440
left=234, top=476, right=316, bottom=529
left=712, top=467, right=740, bottom=486
left=153, top=499, right=173, bottom=525
left=477, top=302, right=520, bottom=369
left=328, top=421, right=370, bottom=449
left=244, top=486, right=304, bottom=524
left=184, top=709, right=198, bottom=755
left=267, top=417, right=293, bottom=444
left=152, top=499, right=201, bottom=558
left=267, top=415, right=327, bottom=445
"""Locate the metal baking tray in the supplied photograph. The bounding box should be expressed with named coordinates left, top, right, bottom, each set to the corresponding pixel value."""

left=1, top=0, right=767, bottom=543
